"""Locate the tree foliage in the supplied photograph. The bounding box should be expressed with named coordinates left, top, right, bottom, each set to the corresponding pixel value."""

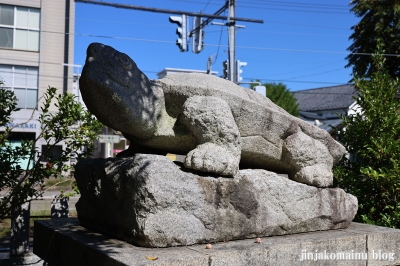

left=252, top=82, right=299, bottom=116
left=334, top=55, right=400, bottom=228
left=0, top=86, right=103, bottom=219
left=346, top=0, right=400, bottom=78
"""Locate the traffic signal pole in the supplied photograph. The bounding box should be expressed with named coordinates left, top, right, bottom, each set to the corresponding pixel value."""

left=228, top=0, right=236, bottom=82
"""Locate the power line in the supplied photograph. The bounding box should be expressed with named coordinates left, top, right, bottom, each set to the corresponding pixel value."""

left=75, top=16, right=351, bottom=31
left=0, top=64, right=350, bottom=91
left=202, top=0, right=212, bottom=12
left=47, top=30, right=395, bottom=57
left=262, top=19, right=350, bottom=31
left=243, top=29, right=348, bottom=37
left=3, top=29, right=397, bottom=57
left=260, top=60, right=345, bottom=77
left=75, top=15, right=351, bottom=35
left=240, top=0, right=349, bottom=9
left=236, top=5, right=350, bottom=15
left=75, top=17, right=171, bottom=27
left=286, top=68, right=346, bottom=80
left=75, top=0, right=263, bottom=23
left=211, top=7, right=226, bottom=65
left=238, top=0, right=349, bottom=10
left=172, top=0, right=349, bottom=9
left=170, top=0, right=351, bottom=14
left=2, top=55, right=350, bottom=86
left=218, top=43, right=400, bottom=57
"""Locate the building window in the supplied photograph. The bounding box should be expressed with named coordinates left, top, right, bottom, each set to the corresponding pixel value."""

left=0, top=64, right=38, bottom=109
left=0, top=4, right=40, bottom=51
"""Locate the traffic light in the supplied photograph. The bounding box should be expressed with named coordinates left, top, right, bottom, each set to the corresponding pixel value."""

left=235, top=60, right=247, bottom=83
left=222, top=60, right=229, bottom=79
left=169, top=14, right=188, bottom=52
left=192, top=16, right=204, bottom=54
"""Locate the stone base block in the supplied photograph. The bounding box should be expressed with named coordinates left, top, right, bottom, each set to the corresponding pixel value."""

left=74, top=154, right=358, bottom=247
left=33, top=219, right=400, bottom=266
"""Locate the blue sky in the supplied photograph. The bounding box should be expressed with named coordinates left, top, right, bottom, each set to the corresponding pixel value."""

left=74, top=0, right=359, bottom=91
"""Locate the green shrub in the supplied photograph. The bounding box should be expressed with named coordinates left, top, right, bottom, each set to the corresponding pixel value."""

left=334, top=55, right=400, bottom=228
left=0, top=86, right=103, bottom=219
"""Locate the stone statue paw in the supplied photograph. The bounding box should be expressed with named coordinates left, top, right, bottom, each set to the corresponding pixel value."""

left=293, top=164, right=333, bottom=188
left=184, top=143, right=239, bottom=176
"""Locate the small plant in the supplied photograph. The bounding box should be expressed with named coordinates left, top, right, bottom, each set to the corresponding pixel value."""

left=0, top=86, right=103, bottom=219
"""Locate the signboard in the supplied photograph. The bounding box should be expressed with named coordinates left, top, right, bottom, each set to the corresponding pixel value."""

left=98, top=135, right=121, bottom=143
left=0, top=122, right=39, bottom=130
left=254, top=86, right=266, bottom=96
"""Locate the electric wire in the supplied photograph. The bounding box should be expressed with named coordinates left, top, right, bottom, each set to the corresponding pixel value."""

left=258, top=60, right=345, bottom=77
left=286, top=68, right=346, bottom=80
left=169, top=0, right=351, bottom=14
left=239, top=0, right=348, bottom=9
left=211, top=8, right=226, bottom=65
left=202, top=0, right=212, bottom=12
left=28, top=29, right=395, bottom=57
left=75, top=16, right=351, bottom=31
left=1, top=0, right=378, bottom=89
left=0, top=65, right=352, bottom=89
left=174, top=0, right=349, bottom=10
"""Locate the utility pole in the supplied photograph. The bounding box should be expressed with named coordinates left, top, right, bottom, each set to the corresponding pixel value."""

left=206, top=55, right=213, bottom=74
left=75, top=0, right=263, bottom=83
left=228, top=0, right=236, bottom=82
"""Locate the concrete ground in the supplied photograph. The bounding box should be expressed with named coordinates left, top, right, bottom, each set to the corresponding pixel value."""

left=30, top=191, right=79, bottom=212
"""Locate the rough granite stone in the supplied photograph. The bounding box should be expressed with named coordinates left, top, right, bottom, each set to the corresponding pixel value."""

left=75, top=154, right=357, bottom=248
left=79, top=42, right=346, bottom=187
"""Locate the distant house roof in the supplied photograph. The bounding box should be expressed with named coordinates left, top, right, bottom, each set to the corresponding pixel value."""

left=293, top=84, right=357, bottom=112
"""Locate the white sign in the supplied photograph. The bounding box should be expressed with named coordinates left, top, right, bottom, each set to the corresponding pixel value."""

left=254, top=86, right=266, bottom=96
left=98, top=135, right=121, bottom=143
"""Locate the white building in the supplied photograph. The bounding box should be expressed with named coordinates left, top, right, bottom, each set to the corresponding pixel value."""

left=157, top=68, right=218, bottom=79
left=0, top=0, right=75, bottom=166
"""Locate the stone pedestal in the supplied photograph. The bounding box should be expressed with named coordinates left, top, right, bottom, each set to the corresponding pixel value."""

left=74, top=154, right=358, bottom=248
left=33, top=219, right=400, bottom=266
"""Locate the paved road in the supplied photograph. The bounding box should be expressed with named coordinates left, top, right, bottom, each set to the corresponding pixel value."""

left=30, top=191, right=79, bottom=212
left=0, top=189, right=79, bottom=213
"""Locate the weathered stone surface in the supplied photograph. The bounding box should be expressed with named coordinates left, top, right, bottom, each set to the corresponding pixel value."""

left=79, top=43, right=346, bottom=187
left=33, top=219, right=400, bottom=266
left=75, top=154, right=357, bottom=248
left=182, top=96, right=241, bottom=176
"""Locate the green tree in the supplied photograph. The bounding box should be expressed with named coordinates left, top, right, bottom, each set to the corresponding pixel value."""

left=334, top=55, right=400, bottom=228
left=345, top=0, right=400, bottom=78
left=0, top=85, right=103, bottom=219
left=251, top=82, right=299, bottom=116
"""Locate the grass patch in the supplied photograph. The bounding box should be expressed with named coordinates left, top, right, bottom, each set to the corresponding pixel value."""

left=43, top=177, right=75, bottom=189
left=0, top=219, right=11, bottom=238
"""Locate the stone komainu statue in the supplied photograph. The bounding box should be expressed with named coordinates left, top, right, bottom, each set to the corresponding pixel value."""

left=79, top=43, right=345, bottom=188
